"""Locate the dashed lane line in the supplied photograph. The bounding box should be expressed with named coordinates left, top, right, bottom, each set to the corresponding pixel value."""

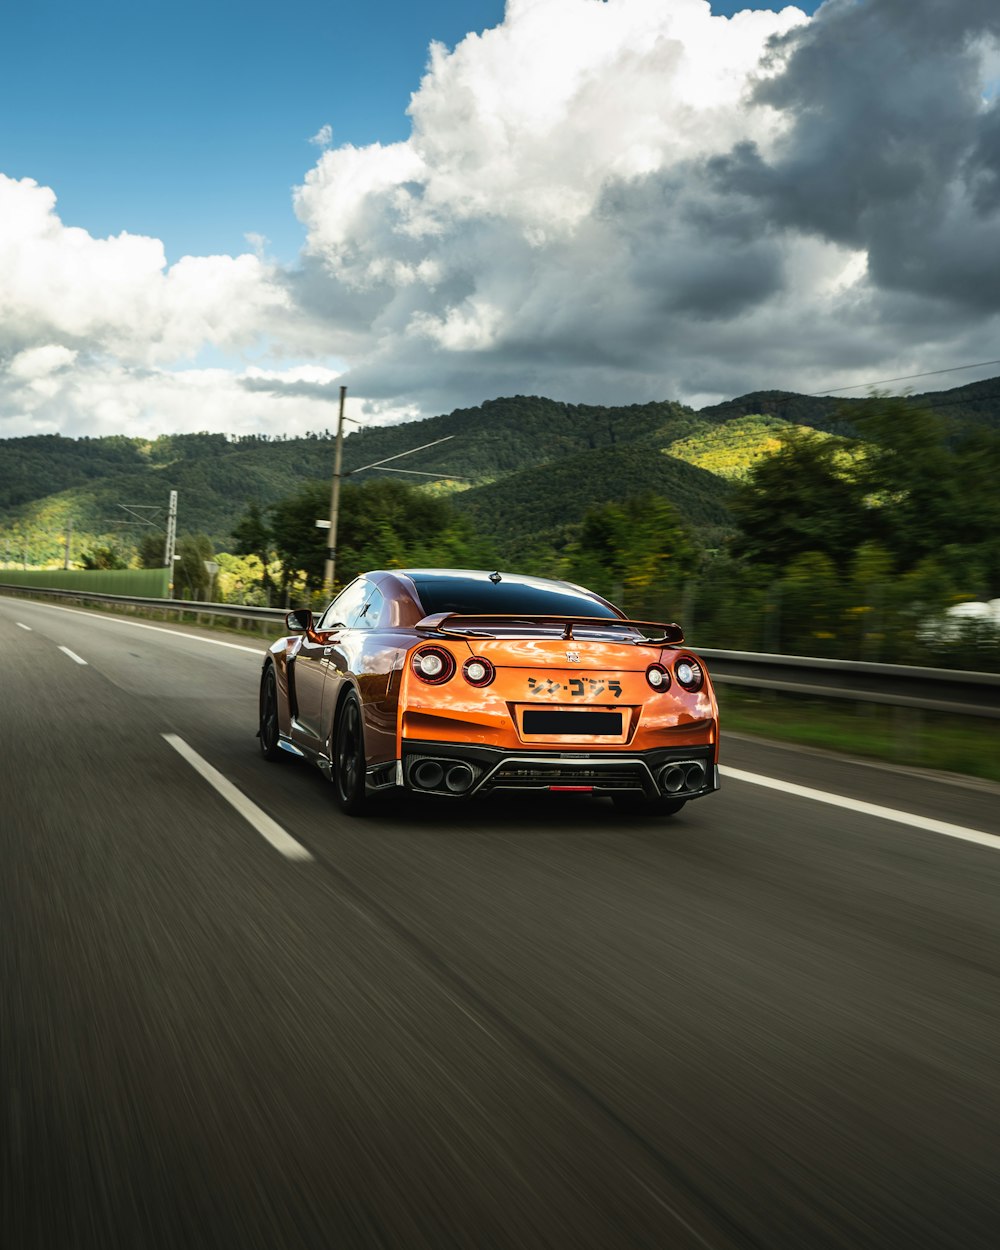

left=720, top=765, right=1000, bottom=852
left=58, top=646, right=88, bottom=665
left=162, top=734, right=312, bottom=862
left=8, top=599, right=265, bottom=655
left=16, top=622, right=32, bottom=630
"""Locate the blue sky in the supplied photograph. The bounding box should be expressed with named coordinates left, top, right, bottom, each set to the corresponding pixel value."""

left=0, top=1, right=820, bottom=263
left=2, top=1, right=998, bottom=440
left=2, top=1, right=503, bottom=260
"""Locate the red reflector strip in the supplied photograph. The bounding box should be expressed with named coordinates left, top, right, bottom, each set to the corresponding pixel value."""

left=548, top=785, right=594, bottom=792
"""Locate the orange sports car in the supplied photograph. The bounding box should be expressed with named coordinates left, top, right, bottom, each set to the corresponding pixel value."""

left=258, top=568, right=719, bottom=818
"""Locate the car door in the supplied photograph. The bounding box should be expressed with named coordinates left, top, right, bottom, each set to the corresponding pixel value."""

left=318, top=582, right=384, bottom=740
left=291, top=579, right=371, bottom=744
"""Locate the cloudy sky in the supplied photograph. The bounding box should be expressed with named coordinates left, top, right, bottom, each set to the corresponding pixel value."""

left=2, top=0, right=999, bottom=439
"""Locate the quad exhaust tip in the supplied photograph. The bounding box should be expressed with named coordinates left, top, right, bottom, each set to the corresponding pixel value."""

left=657, top=761, right=706, bottom=795
left=444, top=763, right=475, bottom=794
left=410, top=759, right=476, bottom=795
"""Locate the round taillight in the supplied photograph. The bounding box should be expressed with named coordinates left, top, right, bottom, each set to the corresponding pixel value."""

left=462, top=657, right=495, bottom=687
left=646, top=664, right=670, bottom=691
left=674, top=657, right=704, bottom=692
left=411, top=646, right=455, bottom=684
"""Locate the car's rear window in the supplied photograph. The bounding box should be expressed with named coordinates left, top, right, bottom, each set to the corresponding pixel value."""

left=411, top=576, right=620, bottom=619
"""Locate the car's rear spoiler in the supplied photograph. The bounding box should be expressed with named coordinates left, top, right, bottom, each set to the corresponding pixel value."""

left=414, top=613, right=684, bottom=646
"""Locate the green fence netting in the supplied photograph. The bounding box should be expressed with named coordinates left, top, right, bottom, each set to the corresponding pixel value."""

left=0, top=567, right=171, bottom=597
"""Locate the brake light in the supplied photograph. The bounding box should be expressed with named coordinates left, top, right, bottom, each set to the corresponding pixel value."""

left=646, top=663, right=671, bottom=691
left=462, top=656, right=495, bottom=687
left=674, top=656, right=704, bottom=692
left=411, top=645, right=456, bottom=684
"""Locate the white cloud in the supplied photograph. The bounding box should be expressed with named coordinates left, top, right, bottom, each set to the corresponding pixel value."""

left=309, top=123, right=334, bottom=148
left=0, top=174, right=325, bottom=437
left=409, top=299, right=503, bottom=351
left=8, top=343, right=78, bottom=381
left=297, top=0, right=809, bottom=264
left=0, top=174, right=292, bottom=366
left=4, top=1, right=1000, bottom=440
left=2, top=360, right=354, bottom=440
left=290, top=0, right=1000, bottom=417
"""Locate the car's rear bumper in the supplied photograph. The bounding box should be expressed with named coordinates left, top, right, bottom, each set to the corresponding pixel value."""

left=373, top=740, right=719, bottom=802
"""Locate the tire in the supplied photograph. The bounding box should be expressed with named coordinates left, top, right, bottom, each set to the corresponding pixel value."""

left=258, top=665, right=284, bottom=761
left=331, top=690, right=369, bottom=815
left=611, top=794, right=686, bottom=818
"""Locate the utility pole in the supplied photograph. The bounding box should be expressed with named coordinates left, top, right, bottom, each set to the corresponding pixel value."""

left=323, top=386, right=347, bottom=594
left=164, top=490, right=178, bottom=595
left=315, top=392, right=458, bottom=598
left=63, top=519, right=72, bottom=570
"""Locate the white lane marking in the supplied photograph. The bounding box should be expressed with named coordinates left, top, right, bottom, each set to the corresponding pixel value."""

left=8, top=599, right=265, bottom=654
left=58, top=646, right=88, bottom=665
left=16, top=622, right=32, bottom=630
left=720, top=765, right=1000, bottom=852
left=162, top=734, right=312, bottom=861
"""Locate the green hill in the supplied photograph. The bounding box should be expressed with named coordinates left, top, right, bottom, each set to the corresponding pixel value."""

left=334, top=395, right=704, bottom=480
left=452, top=445, right=732, bottom=559
left=699, top=376, right=1000, bottom=437
left=666, top=414, right=813, bottom=481
left=0, top=396, right=712, bottom=559
left=2, top=377, right=998, bottom=566
left=0, top=435, right=347, bottom=563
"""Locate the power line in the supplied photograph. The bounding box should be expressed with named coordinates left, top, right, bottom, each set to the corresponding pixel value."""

left=365, top=466, right=468, bottom=480
left=809, top=358, right=1000, bottom=396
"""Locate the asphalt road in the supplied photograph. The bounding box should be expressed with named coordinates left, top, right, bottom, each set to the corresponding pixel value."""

left=2, top=594, right=999, bottom=1250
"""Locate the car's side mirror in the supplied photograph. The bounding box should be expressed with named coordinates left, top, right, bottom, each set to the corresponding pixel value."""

left=285, top=609, right=313, bottom=633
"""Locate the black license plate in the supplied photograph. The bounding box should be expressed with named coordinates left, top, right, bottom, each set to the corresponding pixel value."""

left=522, top=710, right=623, bottom=735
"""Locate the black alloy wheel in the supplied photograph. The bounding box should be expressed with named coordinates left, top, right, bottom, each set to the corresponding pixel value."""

left=258, top=666, right=284, bottom=761
left=332, top=690, right=368, bottom=815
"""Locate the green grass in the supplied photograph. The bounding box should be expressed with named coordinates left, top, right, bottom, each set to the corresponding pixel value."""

left=718, top=687, right=1000, bottom=785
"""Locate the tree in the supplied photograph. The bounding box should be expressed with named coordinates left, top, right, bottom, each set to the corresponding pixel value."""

left=563, top=494, right=699, bottom=619
left=778, top=551, right=842, bottom=656
left=850, top=397, right=962, bottom=571
left=268, top=477, right=485, bottom=599
left=844, top=541, right=895, bottom=661
left=269, top=481, right=328, bottom=595
left=231, top=502, right=271, bottom=563
left=215, top=552, right=271, bottom=606
left=173, top=534, right=216, bottom=600
left=79, top=542, right=131, bottom=570
left=944, top=427, right=1000, bottom=596
left=136, top=532, right=166, bottom=569
left=231, top=502, right=274, bottom=599
left=335, top=477, right=483, bottom=579
left=728, top=429, right=866, bottom=571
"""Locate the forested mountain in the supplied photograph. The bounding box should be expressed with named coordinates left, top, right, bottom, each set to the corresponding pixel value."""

left=2, top=379, right=998, bottom=564
left=0, top=433, right=348, bottom=564
left=334, top=395, right=703, bottom=480
left=0, top=434, right=149, bottom=510
left=452, top=445, right=732, bottom=560
left=0, top=397, right=711, bottom=557
left=699, top=375, right=1000, bottom=437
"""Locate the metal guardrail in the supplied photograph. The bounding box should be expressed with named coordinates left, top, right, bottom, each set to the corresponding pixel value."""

left=0, top=582, right=286, bottom=632
left=2, top=580, right=285, bottom=620
left=697, top=649, right=1000, bottom=720
left=3, top=582, right=999, bottom=719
